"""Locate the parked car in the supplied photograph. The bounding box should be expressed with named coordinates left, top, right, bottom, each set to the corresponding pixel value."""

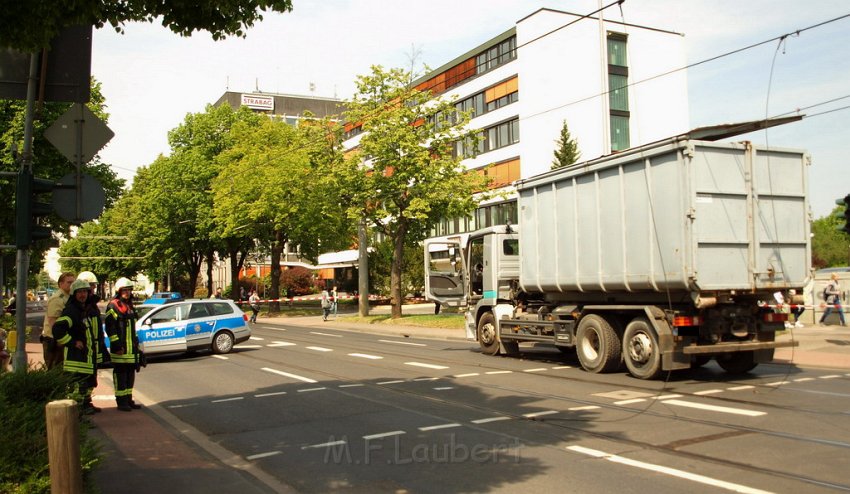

left=144, top=292, right=184, bottom=305
left=134, top=299, right=251, bottom=356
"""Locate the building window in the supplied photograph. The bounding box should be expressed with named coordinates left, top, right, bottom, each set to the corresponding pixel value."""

left=475, top=36, right=516, bottom=75
left=483, top=118, right=519, bottom=153
left=607, top=32, right=629, bottom=152
left=607, top=35, right=627, bottom=67
left=455, top=77, right=518, bottom=121
left=608, top=74, right=629, bottom=112
left=610, top=114, right=630, bottom=151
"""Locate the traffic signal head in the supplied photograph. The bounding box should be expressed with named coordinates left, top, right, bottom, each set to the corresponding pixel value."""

left=15, top=170, right=54, bottom=248
left=836, top=194, right=850, bottom=235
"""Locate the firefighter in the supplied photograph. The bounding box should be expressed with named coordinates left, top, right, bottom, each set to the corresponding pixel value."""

left=53, top=279, right=100, bottom=414
left=105, top=277, right=141, bottom=412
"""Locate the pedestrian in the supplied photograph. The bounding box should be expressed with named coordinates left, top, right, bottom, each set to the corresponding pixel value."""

left=332, top=285, right=338, bottom=317
left=42, top=272, right=75, bottom=369
left=249, top=290, right=260, bottom=323
left=788, top=289, right=805, bottom=328
left=321, top=287, right=332, bottom=321
left=52, top=279, right=101, bottom=414
left=773, top=291, right=793, bottom=330
left=212, top=287, right=223, bottom=299
left=819, top=273, right=846, bottom=326
left=105, top=277, right=142, bottom=411
left=240, top=286, right=247, bottom=302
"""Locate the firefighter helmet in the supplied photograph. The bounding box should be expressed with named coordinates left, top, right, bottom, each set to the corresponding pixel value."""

left=78, top=271, right=98, bottom=284
left=71, top=279, right=90, bottom=293
left=115, top=277, right=133, bottom=292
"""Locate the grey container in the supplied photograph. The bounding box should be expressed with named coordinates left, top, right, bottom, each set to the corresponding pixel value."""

left=516, top=137, right=810, bottom=295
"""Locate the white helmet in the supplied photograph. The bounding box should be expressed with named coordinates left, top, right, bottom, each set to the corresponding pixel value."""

left=78, top=271, right=98, bottom=284
left=70, top=279, right=90, bottom=293
left=115, top=277, right=133, bottom=292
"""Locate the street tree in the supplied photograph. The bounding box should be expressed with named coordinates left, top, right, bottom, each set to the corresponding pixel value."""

left=341, top=65, right=487, bottom=319
left=0, top=0, right=294, bottom=52
left=812, top=206, right=850, bottom=268
left=551, top=120, right=581, bottom=170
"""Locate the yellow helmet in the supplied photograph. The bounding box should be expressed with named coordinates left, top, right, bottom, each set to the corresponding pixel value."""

left=78, top=271, right=98, bottom=284
left=115, top=277, right=133, bottom=292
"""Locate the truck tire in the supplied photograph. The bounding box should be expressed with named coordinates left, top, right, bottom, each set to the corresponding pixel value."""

left=576, top=315, right=621, bottom=373
left=691, top=356, right=712, bottom=368
left=716, top=351, right=758, bottom=374
left=477, top=312, right=500, bottom=356
left=623, top=317, right=662, bottom=379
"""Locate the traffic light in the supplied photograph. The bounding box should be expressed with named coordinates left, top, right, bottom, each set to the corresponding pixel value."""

left=15, top=169, right=54, bottom=248
left=837, top=194, right=850, bottom=235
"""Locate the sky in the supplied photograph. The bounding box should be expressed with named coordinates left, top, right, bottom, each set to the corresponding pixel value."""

left=91, top=0, right=850, bottom=218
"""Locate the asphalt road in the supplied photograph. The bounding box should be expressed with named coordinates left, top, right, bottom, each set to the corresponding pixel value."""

left=125, top=322, right=850, bottom=493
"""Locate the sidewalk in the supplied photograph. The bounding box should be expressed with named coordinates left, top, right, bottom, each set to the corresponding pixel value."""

left=24, top=313, right=850, bottom=493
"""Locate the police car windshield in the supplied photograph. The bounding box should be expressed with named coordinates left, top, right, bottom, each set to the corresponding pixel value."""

left=136, top=305, right=156, bottom=319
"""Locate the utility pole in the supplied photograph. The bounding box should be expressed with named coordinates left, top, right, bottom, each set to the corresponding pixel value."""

left=358, top=218, right=369, bottom=317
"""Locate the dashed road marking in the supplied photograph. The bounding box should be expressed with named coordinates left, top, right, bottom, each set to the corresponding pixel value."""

left=419, top=423, right=462, bottom=431
left=339, top=383, right=364, bottom=388
left=311, top=332, right=343, bottom=338
left=298, top=387, right=327, bottom=393
left=523, top=410, right=558, bottom=418
left=303, top=440, right=347, bottom=450
left=255, top=391, right=287, bottom=398
left=567, top=445, right=772, bottom=494
left=662, top=399, right=766, bottom=417
left=793, top=377, right=815, bottom=382
left=485, top=370, right=512, bottom=375
left=819, top=374, right=841, bottom=379
left=405, top=362, right=448, bottom=370
left=211, top=397, right=244, bottom=403
left=379, top=339, right=426, bottom=347
left=237, top=345, right=263, bottom=349
left=471, top=416, right=511, bottom=424
left=167, top=403, right=198, bottom=409
left=727, top=385, right=755, bottom=391
left=523, top=368, right=547, bottom=373
left=267, top=341, right=296, bottom=347
left=249, top=336, right=264, bottom=341
left=765, top=380, right=791, bottom=387
left=433, top=387, right=455, bottom=391
left=614, top=398, right=646, bottom=405
left=653, top=394, right=683, bottom=400
left=363, top=431, right=405, bottom=440
left=413, top=377, right=439, bottom=381
left=349, top=353, right=382, bottom=360
left=551, top=366, right=573, bottom=370
left=306, top=346, right=333, bottom=352
left=568, top=405, right=600, bottom=411
left=453, top=373, right=479, bottom=378
left=693, top=389, right=723, bottom=395
left=212, top=355, right=229, bottom=360
left=261, top=367, right=317, bottom=383
left=377, top=380, right=405, bottom=385
left=246, top=451, right=282, bottom=460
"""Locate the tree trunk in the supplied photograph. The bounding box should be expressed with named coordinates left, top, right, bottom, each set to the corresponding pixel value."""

left=390, top=223, right=407, bottom=319
left=269, top=230, right=284, bottom=313
left=205, top=250, right=214, bottom=297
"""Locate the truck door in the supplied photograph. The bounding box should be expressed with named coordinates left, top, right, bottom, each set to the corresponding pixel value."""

left=424, top=239, right=467, bottom=307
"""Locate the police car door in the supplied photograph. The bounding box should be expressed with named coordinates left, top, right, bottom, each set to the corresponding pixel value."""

left=184, top=302, right=216, bottom=350
left=138, top=304, right=188, bottom=354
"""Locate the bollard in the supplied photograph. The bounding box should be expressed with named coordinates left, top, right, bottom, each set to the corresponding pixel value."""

left=46, top=399, right=82, bottom=494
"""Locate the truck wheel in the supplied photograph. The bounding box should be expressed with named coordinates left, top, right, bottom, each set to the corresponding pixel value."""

left=691, top=356, right=712, bottom=368
left=716, top=351, right=757, bottom=374
left=623, top=318, right=662, bottom=379
left=576, top=315, right=621, bottom=373
left=501, top=340, right=520, bottom=356
left=477, top=312, right=500, bottom=356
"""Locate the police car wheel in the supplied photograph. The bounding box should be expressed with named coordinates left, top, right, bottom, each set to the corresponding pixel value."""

left=212, top=331, right=235, bottom=354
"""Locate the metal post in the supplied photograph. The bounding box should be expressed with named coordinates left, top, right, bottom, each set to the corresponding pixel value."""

left=358, top=217, right=369, bottom=317
left=13, top=53, right=40, bottom=372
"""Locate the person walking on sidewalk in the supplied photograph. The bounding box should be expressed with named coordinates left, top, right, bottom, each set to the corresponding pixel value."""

left=53, top=279, right=101, bottom=414
left=321, top=287, right=332, bottom=321
left=819, top=273, right=846, bottom=326
left=248, top=290, right=260, bottom=323
left=105, top=277, right=142, bottom=412
left=42, top=272, right=75, bottom=369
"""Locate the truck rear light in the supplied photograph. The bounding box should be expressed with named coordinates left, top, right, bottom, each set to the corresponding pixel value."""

left=673, top=316, right=701, bottom=327
left=762, top=312, right=788, bottom=323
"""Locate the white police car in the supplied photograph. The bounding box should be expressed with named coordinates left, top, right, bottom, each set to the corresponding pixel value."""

left=135, top=299, right=251, bottom=355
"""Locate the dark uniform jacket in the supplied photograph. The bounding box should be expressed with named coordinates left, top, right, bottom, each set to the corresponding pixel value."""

left=84, top=293, right=109, bottom=366
left=52, top=296, right=97, bottom=375
left=104, top=296, right=139, bottom=365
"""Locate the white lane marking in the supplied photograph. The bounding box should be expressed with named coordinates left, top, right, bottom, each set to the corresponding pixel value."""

left=265, top=327, right=287, bottom=332
left=246, top=451, right=282, bottom=461
left=363, top=431, right=405, bottom=440
left=614, top=399, right=646, bottom=405
left=212, top=355, right=229, bottom=360
left=453, top=373, right=479, bottom=378
left=567, top=445, right=772, bottom=494
left=654, top=394, right=683, bottom=400
left=255, top=391, right=287, bottom=398
left=820, top=374, right=841, bottom=379
left=168, top=403, right=198, bottom=409
left=378, top=380, right=405, bottom=385
left=551, top=366, right=573, bottom=369
left=212, top=397, right=244, bottom=403
left=413, top=377, right=439, bottom=381
left=765, top=381, right=790, bottom=387
left=311, top=332, right=343, bottom=338
left=306, top=346, right=333, bottom=352
left=662, top=399, right=766, bottom=417
left=302, top=440, right=347, bottom=450
left=727, top=385, right=755, bottom=391
left=419, top=423, right=462, bottom=431
left=485, top=370, right=512, bottom=375
left=339, top=383, right=364, bottom=388
left=471, top=416, right=511, bottom=424
left=298, top=387, right=326, bottom=393
left=523, top=368, right=547, bottom=373
left=693, top=389, right=723, bottom=395
left=249, top=336, right=264, bottom=341
left=267, top=341, right=296, bottom=347
left=405, top=362, right=448, bottom=370
left=261, top=367, right=317, bottom=383
left=568, top=406, right=600, bottom=411
left=523, top=410, right=558, bottom=418
left=349, top=353, right=382, bottom=360
left=379, top=339, right=426, bottom=347
left=793, top=377, right=815, bottom=382
left=433, top=387, right=455, bottom=391
left=238, top=345, right=263, bottom=349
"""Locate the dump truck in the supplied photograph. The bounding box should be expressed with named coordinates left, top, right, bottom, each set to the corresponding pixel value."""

left=425, top=135, right=808, bottom=379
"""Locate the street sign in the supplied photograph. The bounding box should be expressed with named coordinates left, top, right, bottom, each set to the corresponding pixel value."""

left=44, top=103, right=113, bottom=165
left=53, top=173, right=105, bottom=224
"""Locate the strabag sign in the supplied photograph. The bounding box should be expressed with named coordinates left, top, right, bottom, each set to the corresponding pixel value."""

left=241, top=93, right=274, bottom=111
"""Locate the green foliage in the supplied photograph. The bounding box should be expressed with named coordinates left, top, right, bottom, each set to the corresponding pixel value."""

left=0, top=0, right=294, bottom=52
left=812, top=206, right=850, bottom=268
left=280, top=267, right=315, bottom=296
left=0, top=368, right=101, bottom=493
left=551, top=120, right=581, bottom=170
left=368, top=239, right=424, bottom=297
